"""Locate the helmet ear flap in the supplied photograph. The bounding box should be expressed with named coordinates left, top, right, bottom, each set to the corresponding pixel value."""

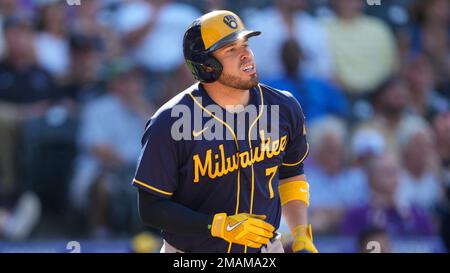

left=186, top=52, right=223, bottom=83
left=202, top=54, right=223, bottom=83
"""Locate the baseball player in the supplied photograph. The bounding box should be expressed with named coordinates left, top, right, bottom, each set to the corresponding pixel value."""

left=132, top=10, right=318, bottom=253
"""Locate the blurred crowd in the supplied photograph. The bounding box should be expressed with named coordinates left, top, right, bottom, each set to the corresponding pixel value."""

left=0, top=0, right=449, bottom=252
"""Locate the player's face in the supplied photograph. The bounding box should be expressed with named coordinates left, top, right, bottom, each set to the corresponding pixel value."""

left=212, top=38, right=259, bottom=90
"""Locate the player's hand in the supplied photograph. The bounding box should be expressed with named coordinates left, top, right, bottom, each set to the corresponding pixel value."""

left=210, top=213, right=275, bottom=248
left=292, top=224, right=318, bottom=253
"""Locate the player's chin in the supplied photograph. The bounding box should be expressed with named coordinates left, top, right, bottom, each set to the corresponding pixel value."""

left=247, top=73, right=259, bottom=87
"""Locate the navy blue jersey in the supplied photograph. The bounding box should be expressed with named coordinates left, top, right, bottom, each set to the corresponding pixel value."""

left=132, top=82, right=309, bottom=253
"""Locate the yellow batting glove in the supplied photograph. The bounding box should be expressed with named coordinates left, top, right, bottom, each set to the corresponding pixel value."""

left=292, top=224, right=318, bottom=253
left=210, top=213, right=275, bottom=249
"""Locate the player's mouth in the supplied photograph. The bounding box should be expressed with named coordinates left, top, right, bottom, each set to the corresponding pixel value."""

left=241, top=63, right=256, bottom=75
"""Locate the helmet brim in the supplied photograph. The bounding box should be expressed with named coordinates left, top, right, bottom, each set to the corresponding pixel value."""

left=206, top=29, right=261, bottom=53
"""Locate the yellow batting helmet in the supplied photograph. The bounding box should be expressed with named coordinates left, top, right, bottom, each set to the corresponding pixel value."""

left=183, top=10, right=261, bottom=83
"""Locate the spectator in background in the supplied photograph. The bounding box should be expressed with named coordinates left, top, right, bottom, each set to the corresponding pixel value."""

left=358, top=227, right=392, bottom=253
left=0, top=0, right=19, bottom=59
left=34, top=0, right=70, bottom=82
left=397, top=118, right=442, bottom=214
left=0, top=0, right=33, bottom=59
left=350, top=127, right=386, bottom=170
left=433, top=112, right=450, bottom=174
left=268, top=38, right=348, bottom=122
left=69, top=58, right=155, bottom=237
left=306, top=116, right=368, bottom=234
left=409, top=0, right=450, bottom=98
left=364, top=0, right=413, bottom=31
left=433, top=112, right=450, bottom=251
left=356, top=76, right=423, bottom=161
left=346, top=128, right=386, bottom=205
left=111, top=0, right=200, bottom=104
left=341, top=153, right=435, bottom=237
left=0, top=15, right=56, bottom=197
left=244, top=0, right=333, bottom=80
left=70, top=0, right=123, bottom=61
left=60, top=33, right=105, bottom=105
left=403, top=54, right=449, bottom=120
left=324, top=0, right=398, bottom=98
left=156, top=64, right=195, bottom=106
left=113, top=0, right=200, bottom=74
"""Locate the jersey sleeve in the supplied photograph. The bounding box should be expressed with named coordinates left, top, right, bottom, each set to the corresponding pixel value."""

left=132, top=113, right=179, bottom=198
left=279, top=96, right=309, bottom=179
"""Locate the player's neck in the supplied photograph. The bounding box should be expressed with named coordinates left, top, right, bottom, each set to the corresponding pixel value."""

left=202, top=82, right=251, bottom=109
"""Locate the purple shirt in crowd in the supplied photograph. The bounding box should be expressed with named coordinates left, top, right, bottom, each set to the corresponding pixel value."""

left=341, top=203, right=435, bottom=236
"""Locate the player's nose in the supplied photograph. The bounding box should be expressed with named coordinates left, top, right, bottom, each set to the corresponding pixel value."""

left=240, top=48, right=252, bottom=62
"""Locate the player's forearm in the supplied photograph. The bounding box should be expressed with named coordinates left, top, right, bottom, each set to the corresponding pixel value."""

left=138, top=189, right=213, bottom=236
left=282, top=200, right=308, bottom=231
left=279, top=175, right=318, bottom=253
left=279, top=174, right=309, bottom=231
